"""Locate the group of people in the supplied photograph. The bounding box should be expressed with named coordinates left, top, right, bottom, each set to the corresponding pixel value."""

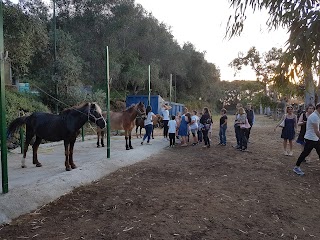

left=275, top=103, right=320, bottom=176
left=140, top=103, right=215, bottom=148
left=140, top=100, right=320, bottom=177
left=163, top=105, right=214, bottom=148
left=141, top=103, right=256, bottom=152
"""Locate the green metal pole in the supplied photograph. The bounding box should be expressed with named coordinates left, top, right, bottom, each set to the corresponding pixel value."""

left=169, top=73, right=172, bottom=116
left=148, top=65, right=151, bottom=106
left=0, top=0, right=8, bottom=194
left=53, top=0, right=58, bottom=114
left=105, top=47, right=110, bottom=158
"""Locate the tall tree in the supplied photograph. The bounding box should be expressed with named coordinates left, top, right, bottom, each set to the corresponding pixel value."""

left=227, top=0, right=320, bottom=105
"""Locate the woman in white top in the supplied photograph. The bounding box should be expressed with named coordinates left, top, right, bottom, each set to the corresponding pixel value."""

left=162, top=103, right=172, bottom=140
left=190, top=110, right=199, bottom=145
left=141, top=105, right=155, bottom=145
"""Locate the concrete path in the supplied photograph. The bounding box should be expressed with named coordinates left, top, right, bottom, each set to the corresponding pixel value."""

left=0, top=135, right=169, bottom=224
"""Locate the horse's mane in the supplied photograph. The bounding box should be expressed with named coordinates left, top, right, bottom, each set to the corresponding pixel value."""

left=60, top=102, right=90, bottom=116
left=123, top=104, right=136, bottom=113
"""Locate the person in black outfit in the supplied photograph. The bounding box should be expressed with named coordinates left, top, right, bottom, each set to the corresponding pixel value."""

left=200, top=107, right=212, bottom=148
left=296, top=104, right=314, bottom=155
left=245, top=103, right=254, bottom=142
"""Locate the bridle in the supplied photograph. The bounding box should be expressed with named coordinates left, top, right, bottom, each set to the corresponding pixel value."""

left=136, top=106, right=145, bottom=117
left=88, top=108, right=105, bottom=124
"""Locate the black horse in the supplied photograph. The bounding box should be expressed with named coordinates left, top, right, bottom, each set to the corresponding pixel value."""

left=7, top=102, right=106, bottom=171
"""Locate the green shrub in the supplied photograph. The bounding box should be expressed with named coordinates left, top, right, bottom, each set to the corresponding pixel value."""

left=5, top=89, right=49, bottom=125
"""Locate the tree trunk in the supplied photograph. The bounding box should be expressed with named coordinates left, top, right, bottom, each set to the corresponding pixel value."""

left=304, top=68, right=315, bottom=106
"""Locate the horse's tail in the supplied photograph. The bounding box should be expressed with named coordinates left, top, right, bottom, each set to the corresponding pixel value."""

left=7, top=116, right=28, bottom=138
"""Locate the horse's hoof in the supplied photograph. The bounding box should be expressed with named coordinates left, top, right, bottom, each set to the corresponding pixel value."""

left=66, top=167, right=72, bottom=171
left=130, top=146, right=133, bottom=149
left=21, top=165, right=26, bottom=168
left=101, top=144, right=105, bottom=147
left=71, top=165, right=77, bottom=169
left=126, top=147, right=130, bottom=150
left=36, top=163, right=42, bottom=167
left=97, top=145, right=100, bottom=148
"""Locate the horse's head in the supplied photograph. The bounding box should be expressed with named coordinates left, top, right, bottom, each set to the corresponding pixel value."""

left=136, top=101, right=146, bottom=117
left=88, top=103, right=106, bottom=129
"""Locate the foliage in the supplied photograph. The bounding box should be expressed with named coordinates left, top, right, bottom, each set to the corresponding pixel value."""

left=5, top=89, right=49, bottom=125
left=227, top=0, right=320, bottom=105
left=4, top=0, right=221, bottom=112
left=4, top=1, right=49, bottom=77
left=216, top=80, right=265, bottom=110
left=227, top=0, right=319, bottom=73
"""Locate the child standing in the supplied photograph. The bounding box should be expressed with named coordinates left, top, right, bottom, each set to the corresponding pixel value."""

left=168, top=115, right=177, bottom=147
left=219, top=108, right=228, bottom=146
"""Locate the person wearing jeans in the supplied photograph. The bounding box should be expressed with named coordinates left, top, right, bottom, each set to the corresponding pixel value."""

left=219, top=108, right=228, bottom=146
left=293, top=103, right=320, bottom=176
left=141, top=105, right=155, bottom=145
left=161, top=103, right=171, bottom=140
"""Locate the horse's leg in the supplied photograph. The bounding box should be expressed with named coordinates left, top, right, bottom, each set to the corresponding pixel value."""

left=64, top=140, right=71, bottom=171
left=129, top=131, right=133, bottom=149
left=32, top=136, right=43, bottom=167
left=97, top=129, right=100, bottom=147
left=21, top=128, right=34, bottom=168
left=136, top=126, right=139, bottom=138
left=101, top=130, right=105, bottom=147
left=69, top=137, right=77, bottom=169
left=125, top=131, right=130, bottom=150
left=140, top=127, right=142, bottom=138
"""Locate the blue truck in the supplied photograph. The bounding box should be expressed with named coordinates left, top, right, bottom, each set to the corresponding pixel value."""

left=126, top=95, right=185, bottom=116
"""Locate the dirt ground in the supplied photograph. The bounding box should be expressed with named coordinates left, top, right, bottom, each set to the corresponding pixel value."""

left=1, top=115, right=320, bottom=240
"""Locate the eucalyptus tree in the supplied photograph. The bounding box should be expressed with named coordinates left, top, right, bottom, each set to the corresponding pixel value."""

left=227, top=0, right=320, bottom=105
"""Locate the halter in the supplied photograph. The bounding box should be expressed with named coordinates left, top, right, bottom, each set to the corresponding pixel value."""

left=88, top=107, right=105, bottom=124
left=136, top=107, right=145, bottom=117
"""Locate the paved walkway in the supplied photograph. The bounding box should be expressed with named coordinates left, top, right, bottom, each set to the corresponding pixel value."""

left=0, top=135, right=168, bottom=224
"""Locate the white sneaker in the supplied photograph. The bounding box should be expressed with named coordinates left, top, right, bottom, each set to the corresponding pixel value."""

left=288, top=151, right=293, bottom=156
left=284, top=151, right=288, bottom=156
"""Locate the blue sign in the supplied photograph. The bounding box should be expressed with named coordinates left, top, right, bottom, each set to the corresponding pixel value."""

left=19, top=83, right=30, bottom=93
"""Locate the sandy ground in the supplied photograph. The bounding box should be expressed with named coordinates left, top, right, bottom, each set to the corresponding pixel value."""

left=1, top=115, right=320, bottom=240
left=0, top=134, right=169, bottom=225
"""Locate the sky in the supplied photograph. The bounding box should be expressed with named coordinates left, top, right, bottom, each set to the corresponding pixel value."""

left=135, top=0, right=289, bottom=81
left=12, top=0, right=289, bottom=81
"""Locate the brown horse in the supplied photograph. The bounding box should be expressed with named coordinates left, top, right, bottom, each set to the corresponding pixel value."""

left=135, top=114, right=163, bottom=138
left=97, top=102, right=145, bottom=150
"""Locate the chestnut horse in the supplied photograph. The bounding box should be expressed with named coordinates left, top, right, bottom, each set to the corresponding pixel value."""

left=135, top=114, right=163, bottom=138
left=7, top=102, right=106, bottom=171
left=97, top=102, right=145, bottom=150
